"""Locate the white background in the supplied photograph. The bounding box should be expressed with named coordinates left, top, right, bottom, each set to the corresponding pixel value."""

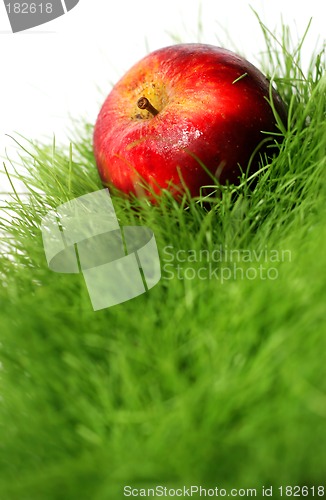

left=0, top=0, right=325, bottom=193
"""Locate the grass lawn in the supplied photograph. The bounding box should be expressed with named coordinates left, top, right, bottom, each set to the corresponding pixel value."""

left=0, top=18, right=325, bottom=500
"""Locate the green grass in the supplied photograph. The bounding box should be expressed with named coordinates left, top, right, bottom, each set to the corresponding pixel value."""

left=0, top=18, right=325, bottom=500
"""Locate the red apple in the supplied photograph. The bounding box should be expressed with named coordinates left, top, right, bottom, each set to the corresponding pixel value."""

left=93, top=43, right=286, bottom=200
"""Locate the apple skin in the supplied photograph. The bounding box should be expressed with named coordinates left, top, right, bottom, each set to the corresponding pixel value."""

left=93, top=43, right=287, bottom=200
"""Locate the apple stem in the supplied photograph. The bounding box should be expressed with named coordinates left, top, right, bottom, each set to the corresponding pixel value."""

left=137, top=96, right=159, bottom=116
